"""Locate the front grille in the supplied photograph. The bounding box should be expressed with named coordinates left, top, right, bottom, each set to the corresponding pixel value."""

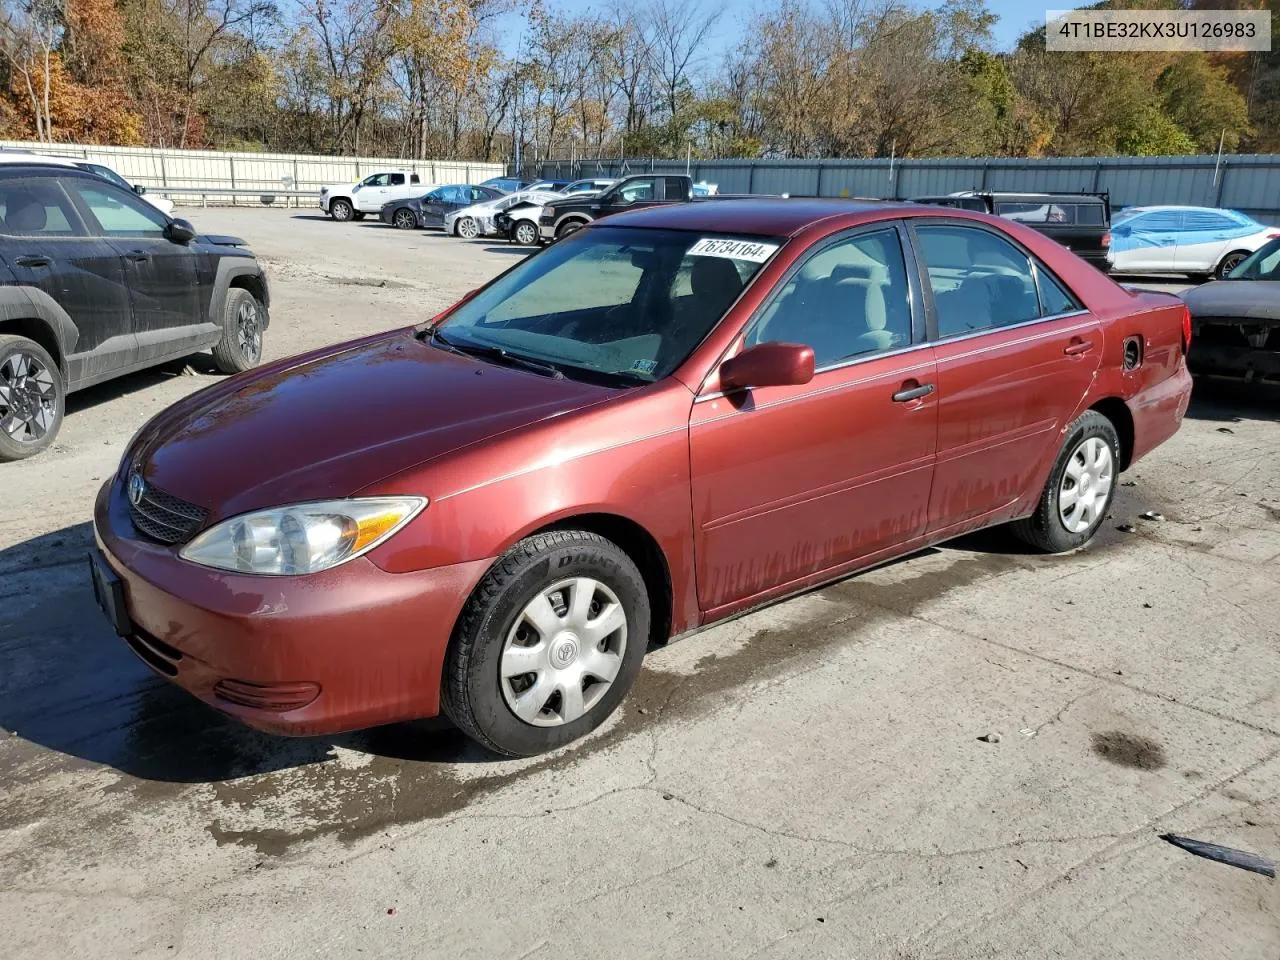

left=129, top=479, right=208, bottom=545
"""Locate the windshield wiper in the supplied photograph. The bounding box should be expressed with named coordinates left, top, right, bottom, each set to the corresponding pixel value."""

left=425, top=327, right=564, bottom=379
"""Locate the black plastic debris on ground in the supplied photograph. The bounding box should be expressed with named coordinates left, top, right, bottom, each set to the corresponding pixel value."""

left=1160, top=833, right=1276, bottom=879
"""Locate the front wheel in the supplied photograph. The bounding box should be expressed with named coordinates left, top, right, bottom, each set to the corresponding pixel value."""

left=0, top=334, right=63, bottom=461
left=393, top=208, right=417, bottom=230
left=329, top=198, right=353, bottom=222
left=514, top=220, right=538, bottom=246
left=456, top=217, right=479, bottom=240
left=443, top=530, right=650, bottom=757
left=1012, top=410, right=1119, bottom=553
left=212, top=287, right=265, bottom=374
left=555, top=219, right=584, bottom=240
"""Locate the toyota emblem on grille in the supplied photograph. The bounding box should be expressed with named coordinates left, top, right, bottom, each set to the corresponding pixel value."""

left=127, top=472, right=146, bottom=506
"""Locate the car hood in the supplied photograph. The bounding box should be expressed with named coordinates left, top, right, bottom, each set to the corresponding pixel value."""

left=131, top=331, right=616, bottom=522
left=1183, top=280, right=1280, bottom=319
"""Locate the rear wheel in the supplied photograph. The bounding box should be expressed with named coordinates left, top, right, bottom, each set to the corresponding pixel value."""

left=212, top=287, right=265, bottom=374
left=329, top=198, right=353, bottom=222
left=393, top=207, right=417, bottom=230
left=1012, top=410, right=1119, bottom=553
left=514, top=220, right=538, bottom=246
left=443, top=530, right=649, bottom=757
left=1216, top=249, right=1250, bottom=279
left=456, top=217, right=479, bottom=240
left=0, top=334, right=63, bottom=461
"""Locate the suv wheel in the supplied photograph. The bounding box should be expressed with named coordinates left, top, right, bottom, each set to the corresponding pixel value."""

left=0, top=334, right=64, bottom=461
left=329, top=198, right=353, bottom=221
left=514, top=220, right=538, bottom=245
left=212, top=288, right=265, bottom=374
left=393, top=208, right=417, bottom=230
left=443, top=530, right=649, bottom=757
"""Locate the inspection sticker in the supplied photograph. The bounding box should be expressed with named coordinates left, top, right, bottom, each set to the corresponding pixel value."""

left=688, top=238, right=779, bottom=262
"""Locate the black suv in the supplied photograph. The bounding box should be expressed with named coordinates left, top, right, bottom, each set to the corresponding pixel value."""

left=909, top=191, right=1112, bottom=271
left=0, top=161, right=269, bottom=461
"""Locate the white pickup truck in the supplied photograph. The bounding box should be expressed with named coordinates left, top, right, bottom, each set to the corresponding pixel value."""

left=319, top=170, right=428, bottom=222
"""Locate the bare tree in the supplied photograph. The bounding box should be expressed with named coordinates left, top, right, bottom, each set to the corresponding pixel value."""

left=648, top=0, right=720, bottom=123
left=0, top=0, right=62, bottom=141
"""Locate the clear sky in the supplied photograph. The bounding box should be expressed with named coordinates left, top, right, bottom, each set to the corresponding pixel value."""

left=492, top=1, right=1084, bottom=56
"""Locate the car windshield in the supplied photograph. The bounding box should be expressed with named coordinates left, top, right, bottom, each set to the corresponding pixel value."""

left=1226, top=236, right=1280, bottom=280
left=434, top=226, right=782, bottom=386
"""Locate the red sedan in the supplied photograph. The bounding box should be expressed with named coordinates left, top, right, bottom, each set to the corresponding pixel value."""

left=91, top=200, right=1193, bottom=756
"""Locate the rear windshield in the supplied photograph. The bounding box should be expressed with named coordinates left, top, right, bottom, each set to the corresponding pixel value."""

left=437, top=226, right=781, bottom=385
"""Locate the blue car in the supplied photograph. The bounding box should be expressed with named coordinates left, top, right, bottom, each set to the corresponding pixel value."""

left=1109, top=205, right=1279, bottom=279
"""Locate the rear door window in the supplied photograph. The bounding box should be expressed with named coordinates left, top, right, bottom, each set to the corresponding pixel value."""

left=914, top=224, right=1046, bottom=337
left=0, top=180, right=82, bottom=236
left=389, top=174, right=405, bottom=186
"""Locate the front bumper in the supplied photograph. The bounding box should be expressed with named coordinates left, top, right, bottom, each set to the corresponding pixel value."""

left=92, top=478, right=491, bottom=736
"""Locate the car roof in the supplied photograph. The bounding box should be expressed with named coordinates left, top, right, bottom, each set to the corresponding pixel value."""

left=0, top=152, right=81, bottom=168
left=602, top=198, right=904, bottom=237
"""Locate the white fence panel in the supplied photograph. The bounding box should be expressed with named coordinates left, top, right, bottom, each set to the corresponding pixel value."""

left=0, top=140, right=505, bottom=205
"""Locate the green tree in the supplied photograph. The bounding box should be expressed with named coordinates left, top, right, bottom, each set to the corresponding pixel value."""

left=1157, top=55, right=1251, bottom=152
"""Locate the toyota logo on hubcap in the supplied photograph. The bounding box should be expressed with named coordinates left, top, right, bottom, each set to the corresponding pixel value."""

left=127, top=472, right=146, bottom=506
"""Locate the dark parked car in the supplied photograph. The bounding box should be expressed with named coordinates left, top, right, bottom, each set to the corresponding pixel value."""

left=479, top=176, right=535, bottom=194
left=379, top=184, right=504, bottom=230
left=0, top=159, right=269, bottom=461
left=93, top=200, right=1190, bottom=756
left=1182, top=235, right=1280, bottom=382
left=910, top=191, right=1112, bottom=271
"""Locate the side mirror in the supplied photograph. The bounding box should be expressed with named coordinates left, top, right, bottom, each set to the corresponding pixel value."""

left=164, top=219, right=197, bottom=244
left=133, top=184, right=147, bottom=195
left=719, top=342, right=815, bottom=392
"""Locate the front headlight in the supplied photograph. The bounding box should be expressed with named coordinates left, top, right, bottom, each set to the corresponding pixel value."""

left=179, top=497, right=426, bottom=576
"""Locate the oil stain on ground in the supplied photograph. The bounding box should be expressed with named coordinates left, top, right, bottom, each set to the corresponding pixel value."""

left=1090, top=731, right=1167, bottom=770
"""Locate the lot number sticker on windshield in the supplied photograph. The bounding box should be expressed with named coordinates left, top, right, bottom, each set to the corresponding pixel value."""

left=688, top=238, right=779, bottom=262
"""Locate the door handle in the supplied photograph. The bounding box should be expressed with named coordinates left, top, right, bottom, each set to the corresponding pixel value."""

left=1063, top=338, right=1095, bottom=356
left=892, top=382, right=935, bottom=402
left=124, top=251, right=151, bottom=262
left=15, top=255, right=51, bottom=267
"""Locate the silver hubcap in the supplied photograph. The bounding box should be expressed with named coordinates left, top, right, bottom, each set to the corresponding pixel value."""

left=236, top=300, right=262, bottom=363
left=1059, top=436, right=1114, bottom=534
left=395, top=210, right=415, bottom=228
left=500, top=577, right=627, bottom=727
left=0, top=351, right=57, bottom=443
left=459, top=218, right=477, bottom=239
left=333, top=202, right=350, bottom=220
left=516, top=223, right=535, bottom=244
left=1221, top=255, right=1244, bottom=277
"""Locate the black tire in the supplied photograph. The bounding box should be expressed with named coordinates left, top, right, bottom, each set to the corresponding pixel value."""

left=1216, top=250, right=1249, bottom=279
left=1012, top=410, right=1120, bottom=553
left=443, top=530, right=650, bottom=757
left=329, top=198, right=353, bottom=222
left=0, top=334, right=63, bottom=461
left=555, top=219, right=585, bottom=240
left=392, top=207, right=417, bottom=230
left=456, top=216, right=480, bottom=240
left=212, top=287, right=265, bottom=374
left=514, top=220, right=538, bottom=246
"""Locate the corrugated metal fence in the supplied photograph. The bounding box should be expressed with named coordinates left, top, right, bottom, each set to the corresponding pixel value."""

left=0, top=141, right=505, bottom=205
left=534, top=155, right=1280, bottom=224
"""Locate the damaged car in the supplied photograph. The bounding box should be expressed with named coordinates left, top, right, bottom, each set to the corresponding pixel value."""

left=1182, top=235, right=1280, bottom=384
